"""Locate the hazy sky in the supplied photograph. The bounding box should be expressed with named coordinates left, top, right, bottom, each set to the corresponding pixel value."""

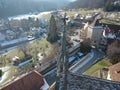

left=69, top=0, right=76, bottom=1
left=34, top=0, right=76, bottom=2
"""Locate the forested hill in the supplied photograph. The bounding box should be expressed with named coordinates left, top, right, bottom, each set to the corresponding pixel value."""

left=67, top=0, right=106, bottom=9
left=0, top=0, right=69, bottom=18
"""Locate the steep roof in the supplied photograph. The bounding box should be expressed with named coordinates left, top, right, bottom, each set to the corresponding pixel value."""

left=109, top=62, right=120, bottom=82
left=67, top=72, right=120, bottom=90
left=1, top=70, right=44, bottom=90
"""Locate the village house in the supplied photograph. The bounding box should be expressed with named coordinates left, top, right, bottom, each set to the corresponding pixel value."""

left=20, top=19, right=29, bottom=30
left=80, top=19, right=107, bottom=49
left=5, top=30, right=17, bottom=40
left=9, top=19, right=21, bottom=29
left=30, top=27, right=41, bottom=36
left=102, top=24, right=120, bottom=44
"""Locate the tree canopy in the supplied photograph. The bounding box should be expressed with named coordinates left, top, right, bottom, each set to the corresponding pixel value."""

left=107, top=39, right=120, bottom=64
left=80, top=38, right=92, bottom=53
left=47, top=15, right=58, bottom=43
left=0, top=69, right=2, bottom=77
left=104, top=0, right=120, bottom=11
left=68, top=0, right=106, bottom=9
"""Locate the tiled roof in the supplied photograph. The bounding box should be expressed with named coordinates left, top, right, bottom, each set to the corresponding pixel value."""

left=109, top=63, right=120, bottom=82
left=67, top=73, right=120, bottom=90
left=1, top=70, right=44, bottom=90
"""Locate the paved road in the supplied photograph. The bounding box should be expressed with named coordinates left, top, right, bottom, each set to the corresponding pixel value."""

left=44, top=49, right=105, bottom=86
left=71, top=49, right=105, bottom=74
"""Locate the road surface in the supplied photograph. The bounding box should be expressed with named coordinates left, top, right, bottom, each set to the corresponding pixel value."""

left=70, top=49, right=105, bottom=74
left=44, top=49, right=105, bottom=85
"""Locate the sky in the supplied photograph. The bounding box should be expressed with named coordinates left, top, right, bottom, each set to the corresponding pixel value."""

left=34, top=0, right=76, bottom=2
left=69, top=0, right=76, bottom=1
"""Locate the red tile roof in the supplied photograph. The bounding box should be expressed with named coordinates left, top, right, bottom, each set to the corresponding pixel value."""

left=109, top=63, right=120, bottom=82
left=1, top=70, right=44, bottom=90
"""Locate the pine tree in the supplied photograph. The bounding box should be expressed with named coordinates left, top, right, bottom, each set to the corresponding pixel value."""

left=0, top=69, right=2, bottom=77
left=47, top=15, right=58, bottom=43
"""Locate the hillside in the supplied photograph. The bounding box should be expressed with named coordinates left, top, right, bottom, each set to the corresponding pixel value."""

left=68, top=0, right=120, bottom=11
left=68, top=0, right=106, bottom=9
left=0, top=0, right=69, bottom=18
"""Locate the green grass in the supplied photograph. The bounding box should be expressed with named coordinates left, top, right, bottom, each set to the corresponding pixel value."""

left=84, top=59, right=112, bottom=76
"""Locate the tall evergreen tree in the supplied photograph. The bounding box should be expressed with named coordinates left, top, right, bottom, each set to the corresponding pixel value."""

left=0, top=69, right=2, bottom=77
left=47, top=15, right=58, bottom=43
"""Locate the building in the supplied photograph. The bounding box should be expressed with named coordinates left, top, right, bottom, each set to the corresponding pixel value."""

left=9, top=20, right=21, bottom=29
left=103, top=25, right=120, bottom=44
left=108, top=62, right=120, bottom=82
left=80, top=22, right=88, bottom=39
left=103, top=26, right=116, bottom=39
left=54, top=13, right=120, bottom=90
left=80, top=20, right=107, bottom=49
left=6, top=30, right=17, bottom=40
left=1, top=70, right=49, bottom=90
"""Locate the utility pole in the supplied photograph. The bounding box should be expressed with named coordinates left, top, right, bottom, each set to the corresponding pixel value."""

left=56, top=13, right=68, bottom=90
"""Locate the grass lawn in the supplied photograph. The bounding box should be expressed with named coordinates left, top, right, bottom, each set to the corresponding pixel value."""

left=5, top=38, right=51, bottom=61
left=84, top=58, right=112, bottom=78
left=1, top=38, right=60, bottom=73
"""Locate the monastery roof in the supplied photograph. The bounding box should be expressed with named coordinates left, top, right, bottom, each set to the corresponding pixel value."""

left=67, top=72, right=120, bottom=90
left=1, top=70, right=44, bottom=90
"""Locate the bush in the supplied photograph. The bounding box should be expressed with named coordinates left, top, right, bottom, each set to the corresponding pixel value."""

left=80, top=38, right=92, bottom=53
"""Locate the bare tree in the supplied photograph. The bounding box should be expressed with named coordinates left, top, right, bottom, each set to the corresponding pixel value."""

left=107, top=40, right=120, bottom=64
left=19, top=46, right=28, bottom=57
